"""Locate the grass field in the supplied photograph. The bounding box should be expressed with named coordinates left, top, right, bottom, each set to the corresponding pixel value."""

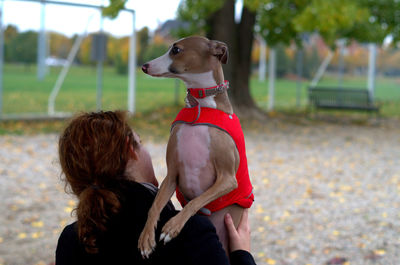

left=2, top=63, right=400, bottom=117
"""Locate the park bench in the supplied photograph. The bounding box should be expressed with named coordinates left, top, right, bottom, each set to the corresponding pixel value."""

left=308, top=87, right=380, bottom=114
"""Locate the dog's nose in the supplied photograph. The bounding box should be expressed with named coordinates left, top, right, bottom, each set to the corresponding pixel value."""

left=142, top=64, right=149, bottom=73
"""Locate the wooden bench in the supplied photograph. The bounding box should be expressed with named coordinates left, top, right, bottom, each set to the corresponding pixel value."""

left=308, top=87, right=380, bottom=113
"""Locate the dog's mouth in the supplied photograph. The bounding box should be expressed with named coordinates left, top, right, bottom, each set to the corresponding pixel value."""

left=149, top=72, right=175, bottom=78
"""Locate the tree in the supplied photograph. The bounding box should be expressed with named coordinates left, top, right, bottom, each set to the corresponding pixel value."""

left=137, top=27, right=150, bottom=66
left=8, top=30, right=38, bottom=65
left=48, top=31, right=72, bottom=58
left=4, top=25, right=19, bottom=62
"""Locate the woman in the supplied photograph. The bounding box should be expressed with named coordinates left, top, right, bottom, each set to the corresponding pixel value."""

left=55, top=111, right=256, bottom=265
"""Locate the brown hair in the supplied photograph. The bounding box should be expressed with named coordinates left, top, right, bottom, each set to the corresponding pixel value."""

left=59, top=111, right=138, bottom=253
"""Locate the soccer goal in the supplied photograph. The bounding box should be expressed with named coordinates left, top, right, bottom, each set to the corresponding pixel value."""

left=0, top=0, right=136, bottom=120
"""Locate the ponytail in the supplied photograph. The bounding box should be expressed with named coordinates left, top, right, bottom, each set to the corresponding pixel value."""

left=77, top=186, right=121, bottom=254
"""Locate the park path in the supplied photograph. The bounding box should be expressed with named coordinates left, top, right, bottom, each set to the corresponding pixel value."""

left=0, top=119, right=399, bottom=265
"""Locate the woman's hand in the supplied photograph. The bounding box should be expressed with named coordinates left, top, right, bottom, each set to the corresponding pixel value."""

left=224, top=209, right=251, bottom=253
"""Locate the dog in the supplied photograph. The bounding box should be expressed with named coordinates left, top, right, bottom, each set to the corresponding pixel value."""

left=138, top=36, right=254, bottom=258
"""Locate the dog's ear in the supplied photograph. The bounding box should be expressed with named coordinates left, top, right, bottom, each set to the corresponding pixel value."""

left=209, top=40, right=228, bottom=64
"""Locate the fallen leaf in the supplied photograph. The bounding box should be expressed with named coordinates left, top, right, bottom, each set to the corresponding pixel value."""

left=18, top=233, right=27, bottom=239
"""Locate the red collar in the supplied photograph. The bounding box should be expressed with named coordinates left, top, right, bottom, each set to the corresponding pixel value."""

left=187, top=80, right=229, bottom=99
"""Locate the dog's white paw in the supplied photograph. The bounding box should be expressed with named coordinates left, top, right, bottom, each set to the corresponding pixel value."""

left=138, top=227, right=156, bottom=259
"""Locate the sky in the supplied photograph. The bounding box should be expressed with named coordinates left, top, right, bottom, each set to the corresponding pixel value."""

left=1, top=0, right=182, bottom=36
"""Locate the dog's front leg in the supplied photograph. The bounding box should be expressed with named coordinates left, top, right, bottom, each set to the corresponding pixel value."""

left=138, top=134, right=179, bottom=258
left=138, top=168, right=177, bottom=258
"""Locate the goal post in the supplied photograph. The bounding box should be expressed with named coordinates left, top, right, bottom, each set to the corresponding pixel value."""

left=0, top=0, right=137, bottom=120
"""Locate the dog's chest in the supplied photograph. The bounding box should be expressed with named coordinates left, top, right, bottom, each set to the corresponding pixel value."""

left=176, top=124, right=215, bottom=198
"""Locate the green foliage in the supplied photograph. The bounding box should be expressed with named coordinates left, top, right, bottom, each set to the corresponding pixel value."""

left=257, top=0, right=310, bottom=46
left=142, top=43, right=169, bottom=64
left=114, top=53, right=127, bottom=75
left=293, top=0, right=369, bottom=47
left=345, top=0, right=400, bottom=44
left=177, top=0, right=400, bottom=48
left=176, top=0, right=226, bottom=36
left=6, top=30, right=38, bottom=64
left=102, top=0, right=128, bottom=19
left=137, top=27, right=150, bottom=65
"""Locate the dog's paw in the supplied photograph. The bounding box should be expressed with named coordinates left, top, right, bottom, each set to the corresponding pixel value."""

left=138, top=226, right=156, bottom=259
left=160, top=215, right=185, bottom=245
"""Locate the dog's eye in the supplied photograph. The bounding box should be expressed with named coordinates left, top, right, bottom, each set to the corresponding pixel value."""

left=171, top=46, right=181, bottom=55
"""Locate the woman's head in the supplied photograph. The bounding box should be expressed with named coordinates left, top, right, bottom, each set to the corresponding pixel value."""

left=58, top=110, right=151, bottom=253
left=59, top=111, right=136, bottom=194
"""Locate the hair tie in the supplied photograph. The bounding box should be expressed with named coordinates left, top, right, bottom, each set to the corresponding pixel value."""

left=90, top=185, right=100, bottom=190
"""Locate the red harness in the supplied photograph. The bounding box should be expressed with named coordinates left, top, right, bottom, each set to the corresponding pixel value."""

left=171, top=107, right=254, bottom=215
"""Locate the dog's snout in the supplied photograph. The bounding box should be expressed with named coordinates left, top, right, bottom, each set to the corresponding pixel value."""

left=142, top=63, right=149, bottom=73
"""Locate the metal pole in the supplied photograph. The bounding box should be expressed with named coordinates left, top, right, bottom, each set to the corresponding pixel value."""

left=0, top=0, right=4, bottom=117
left=268, top=47, right=276, bottom=111
left=96, top=11, right=104, bottom=111
left=258, top=37, right=266, bottom=82
left=367, top=43, right=377, bottom=99
left=37, top=0, right=46, bottom=80
left=337, top=39, right=345, bottom=88
left=296, top=49, right=303, bottom=107
left=310, top=50, right=333, bottom=87
left=128, top=11, right=136, bottom=114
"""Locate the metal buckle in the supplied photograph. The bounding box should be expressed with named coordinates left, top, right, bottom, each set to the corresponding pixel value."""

left=198, top=89, right=205, bottom=98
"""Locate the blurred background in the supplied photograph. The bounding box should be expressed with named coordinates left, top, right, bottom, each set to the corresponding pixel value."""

left=0, top=0, right=399, bottom=120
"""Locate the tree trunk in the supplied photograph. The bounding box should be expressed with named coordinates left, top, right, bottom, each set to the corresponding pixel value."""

left=207, top=0, right=258, bottom=112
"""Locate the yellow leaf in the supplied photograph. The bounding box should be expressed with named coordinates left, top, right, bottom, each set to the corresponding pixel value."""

left=68, top=200, right=76, bottom=207
left=64, top=207, right=73, bottom=213
left=18, top=233, right=27, bottom=239
left=257, top=252, right=265, bottom=258
left=258, top=227, right=265, bottom=233
left=332, top=230, right=340, bottom=236
left=263, top=215, right=271, bottom=222
left=31, top=232, right=42, bottom=239
left=265, top=258, right=276, bottom=265
left=0, top=237, right=3, bottom=243
left=374, top=249, right=386, bottom=256
left=282, top=211, right=291, bottom=218
left=256, top=205, right=264, bottom=214
left=39, top=183, right=46, bottom=189
left=382, top=212, right=388, bottom=218
left=31, top=221, right=44, bottom=228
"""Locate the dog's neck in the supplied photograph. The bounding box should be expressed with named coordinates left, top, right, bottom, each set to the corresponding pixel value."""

left=180, top=68, right=233, bottom=114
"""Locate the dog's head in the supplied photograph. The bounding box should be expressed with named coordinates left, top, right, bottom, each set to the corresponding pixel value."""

left=142, top=36, right=228, bottom=78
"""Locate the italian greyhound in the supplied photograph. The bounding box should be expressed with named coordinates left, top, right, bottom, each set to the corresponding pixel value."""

left=138, top=36, right=254, bottom=258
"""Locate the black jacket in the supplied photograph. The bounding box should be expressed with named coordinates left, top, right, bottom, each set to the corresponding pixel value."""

left=55, top=180, right=256, bottom=265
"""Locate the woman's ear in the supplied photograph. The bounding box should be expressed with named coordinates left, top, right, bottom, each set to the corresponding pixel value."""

left=127, top=136, right=139, bottom=161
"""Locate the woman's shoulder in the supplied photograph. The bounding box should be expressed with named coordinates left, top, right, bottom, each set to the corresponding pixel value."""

left=58, top=222, right=78, bottom=243
left=56, top=222, right=83, bottom=264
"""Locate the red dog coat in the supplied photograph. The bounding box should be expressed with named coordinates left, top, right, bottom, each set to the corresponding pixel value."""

left=171, top=107, right=254, bottom=215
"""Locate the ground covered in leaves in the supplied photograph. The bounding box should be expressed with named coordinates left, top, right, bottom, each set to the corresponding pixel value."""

left=0, top=117, right=399, bottom=265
